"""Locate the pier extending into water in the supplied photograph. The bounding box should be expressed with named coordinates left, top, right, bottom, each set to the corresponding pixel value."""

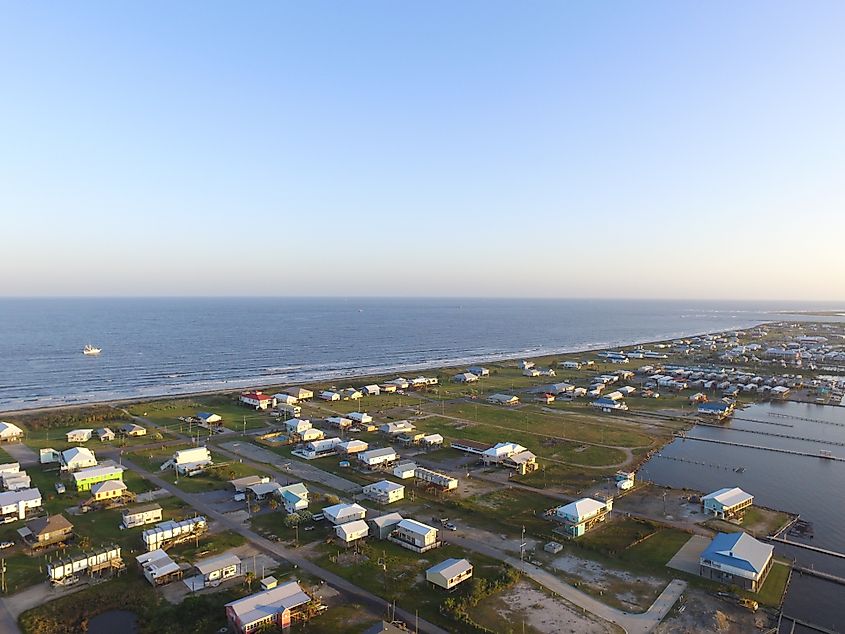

left=791, top=565, right=845, bottom=587
left=694, top=422, right=845, bottom=447
left=779, top=613, right=838, bottom=634
left=678, top=435, right=845, bottom=461
left=767, top=537, right=845, bottom=560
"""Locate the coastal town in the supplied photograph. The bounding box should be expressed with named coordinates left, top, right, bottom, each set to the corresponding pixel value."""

left=0, top=319, right=844, bottom=634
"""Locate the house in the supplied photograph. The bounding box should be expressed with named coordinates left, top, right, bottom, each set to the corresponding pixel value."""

left=558, top=361, right=582, bottom=370
left=699, top=532, right=774, bottom=592
left=487, top=394, right=519, bottom=406
left=230, top=475, right=267, bottom=492
left=689, top=393, right=708, bottom=404
left=338, top=440, right=369, bottom=455
left=385, top=377, right=410, bottom=389
left=467, top=366, right=489, bottom=377
left=197, top=412, right=223, bottom=424
left=327, top=416, right=354, bottom=429
left=142, top=516, right=207, bottom=552
left=426, top=558, right=473, bottom=590
left=120, top=423, right=147, bottom=437
left=771, top=386, right=791, bottom=399
left=519, top=360, right=535, bottom=370
left=591, top=397, right=629, bottom=411
left=482, top=442, right=527, bottom=465
left=364, top=510, right=403, bottom=539
left=248, top=481, right=284, bottom=500
left=319, top=391, right=341, bottom=402
left=122, top=503, right=163, bottom=529
left=19, top=514, right=73, bottom=547
left=392, top=462, right=418, bottom=479
left=137, top=549, right=183, bottom=586
left=554, top=498, right=613, bottom=537
left=379, top=421, right=415, bottom=435
left=298, top=428, right=324, bottom=442
left=0, top=422, right=23, bottom=442
left=335, top=519, right=370, bottom=545
left=164, top=447, right=213, bottom=476
left=39, top=448, right=60, bottom=464
left=0, top=488, right=42, bottom=521
left=72, top=464, right=124, bottom=492
left=389, top=518, right=440, bottom=553
left=348, top=412, right=373, bottom=425
left=66, top=428, right=93, bottom=443
left=0, top=463, right=19, bottom=475
left=702, top=487, right=754, bottom=520
left=284, top=418, right=312, bottom=435
left=358, top=447, right=398, bottom=468
left=450, top=439, right=493, bottom=455
left=363, top=480, right=405, bottom=504
left=421, top=433, right=444, bottom=448
left=341, top=388, right=363, bottom=401
left=1, top=470, right=31, bottom=491
left=538, top=368, right=556, bottom=377
left=379, top=383, right=398, bottom=393
left=522, top=368, right=541, bottom=377
left=96, top=427, right=115, bottom=442
left=90, top=479, right=128, bottom=501
left=239, top=391, right=275, bottom=410
left=60, top=447, right=98, bottom=472
left=284, top=387, right=314, bottom=401
left=361, top=385, right=381, bottom=396
left=278, top=483, right=309, bottom=514
left=452, top=372, right=479, bottom=383
left=503, top=450, right=538, bottom=475
left=273, top=393, right=299, bottom=406
left=698, top=401, right=735, bottom=418
left=537, top=393, right=555, bottom=404
left=192, top=553, right=243, bottom=587
left=225, top=580, right=312, bottom=634
left=298, top=437, right=342, bottom=459
left=414, top=467, right=458, bottom=490
left=322, top=502, right=367, bottom=525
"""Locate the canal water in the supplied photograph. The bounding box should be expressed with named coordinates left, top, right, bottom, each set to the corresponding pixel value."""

left=87, top=610, right=139, bottom=634
left=639, top=401, right=845, bottom=633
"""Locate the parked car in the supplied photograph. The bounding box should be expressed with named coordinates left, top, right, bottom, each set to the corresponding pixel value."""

left=443, top=522, right=457, bottom=531
left=54, top=482, right=66, bottom=494
left=0, top=541, right=14, bottom=549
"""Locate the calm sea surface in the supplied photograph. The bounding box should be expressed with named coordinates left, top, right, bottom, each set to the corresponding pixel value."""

left=641, top=401, right=845, bottom=633
left=0, top=297, right=836, bottom=411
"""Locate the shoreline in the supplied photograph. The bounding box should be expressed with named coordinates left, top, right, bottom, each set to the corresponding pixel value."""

left=0, top=322, right=769, bottom=417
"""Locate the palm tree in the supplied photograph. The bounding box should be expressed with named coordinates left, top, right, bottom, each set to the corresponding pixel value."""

left=244, top=571, right=255, bottom=591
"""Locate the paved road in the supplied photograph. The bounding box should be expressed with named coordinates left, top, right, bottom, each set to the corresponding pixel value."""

left=443, top=533, right=687, bottom=634
left=117, top=455, right=449, bottom=634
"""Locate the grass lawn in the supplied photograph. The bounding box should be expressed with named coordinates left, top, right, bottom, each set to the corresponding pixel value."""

left=316, top=539, right=510, bottom=630
left=416, top=416, right=628, bottom=468
left=127, top=397, right=274, bottom=433
left=166, top=529, right=247, bottom=561
left=128, top=445, right=264, bottom=493
left=294, top=604, right=380, bottom=634
left=579, top=518, right=659, bottom=554
left=250, top=511, right=333, bottom=546
left=456, top=488, right=559, bottom=539
left=22, top=424, right=169, bottom=453
left=752, top=560, right=790, bottom=607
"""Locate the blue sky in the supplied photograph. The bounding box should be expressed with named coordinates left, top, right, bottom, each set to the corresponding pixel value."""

left=2, top=2, right=843, bottom=299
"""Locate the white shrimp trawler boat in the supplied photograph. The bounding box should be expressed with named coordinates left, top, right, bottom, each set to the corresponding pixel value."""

left=83, top=344, right=102, bottom=356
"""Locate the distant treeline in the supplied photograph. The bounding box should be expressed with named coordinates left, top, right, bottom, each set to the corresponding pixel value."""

left=11, top=406, right=131, bottom=431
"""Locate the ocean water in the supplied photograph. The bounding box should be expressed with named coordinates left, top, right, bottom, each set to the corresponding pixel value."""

left=0, top=297, right=840, bottom=412
left=640, top=401, right=845, bottom=632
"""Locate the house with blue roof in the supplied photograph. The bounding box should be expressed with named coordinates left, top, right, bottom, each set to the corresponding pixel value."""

left=699, top=532, right=774, bottom=592
left=698, top=401, right=735, bottom=418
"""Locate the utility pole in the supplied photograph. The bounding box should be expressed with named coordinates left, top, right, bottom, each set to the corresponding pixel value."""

left=520, top=525, right=526, bottom=569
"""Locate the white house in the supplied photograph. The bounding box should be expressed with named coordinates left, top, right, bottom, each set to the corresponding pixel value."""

left=284, top=418, right=312, bottom=435
left=137, top=549, right=182, bottom=587
left=392, top=462, right=418, bottom=479
left=487, top=394, right=519, bottom=406
left=319, top=391, right=341, bottom=401
left=122, top=503, right=163, bottom=529
left=335, top=519, right=369, bottom=545
left=193, top=553, right=243, bottom=588
left=0, top=487, right=42, bottom=521
left=559, top=361, right=582, bottom=370
left=421, top=434, right=444, bottom=448
left=363, top=480, right=405, bottom=504
left=554, top=498, right=613, bottom=537
left=298, top=437, right=342, bottom=459
left=361, top=385, right=381, bottom=396
left=341, top=388, right=363, bottom=400
left=702, top=487, right=754, bottom=519
left=285, top=387, right=314, bottom=401
left=452, top=372, right=479, bottom=383
left=273, top=394, right=299, bottom=406
left=278, top=483, right=309, bottom=514
left=467, top=366, right=489, bottom=377
left=327, top=416, right=353, bottom=429
left=322, top=502, right=367, bottom=525
left=0, top=422, right=23, bottom=442
left=389, top=518, right=440, bottom=553
left=197, top=412, right=222, bottom=424
left=66, top=429, right=93, bottom=443
left=348, top=412, right=373, bottom=425
left=379, top=421, right=415, bottom=435
left=481, top=442, right=526, bottom=464
left=164, top=446, right=213, bottom=476
left=299, top=428, right=325, bottom=442
left=97, top=427, right=115, bottom=441
left=239, top=391, right=275, bottom=410
left=61, top=447, right=98, bottom=471
left=426, top=558, right=473, bottom=590
left=358, top=447, right=398, bottom=468
left=338, top=440, right=369, bottom=455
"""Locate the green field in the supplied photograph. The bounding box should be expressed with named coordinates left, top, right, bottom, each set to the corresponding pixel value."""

left=127, top=398, right=274, bottom=433
left=128, top=445, right=264, bottom=493
left=754, top=560, right=791, bottom=607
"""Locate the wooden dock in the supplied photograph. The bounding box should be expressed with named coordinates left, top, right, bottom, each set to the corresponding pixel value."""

left=779, top=614, right=839, bottom=634
left=767, top=537, right=845, bottom=560
left=693, top=423, right=845, bottom=447
left=679, top=435, right=845, bottom=461
left=792, top=565, right=845, bottom=586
